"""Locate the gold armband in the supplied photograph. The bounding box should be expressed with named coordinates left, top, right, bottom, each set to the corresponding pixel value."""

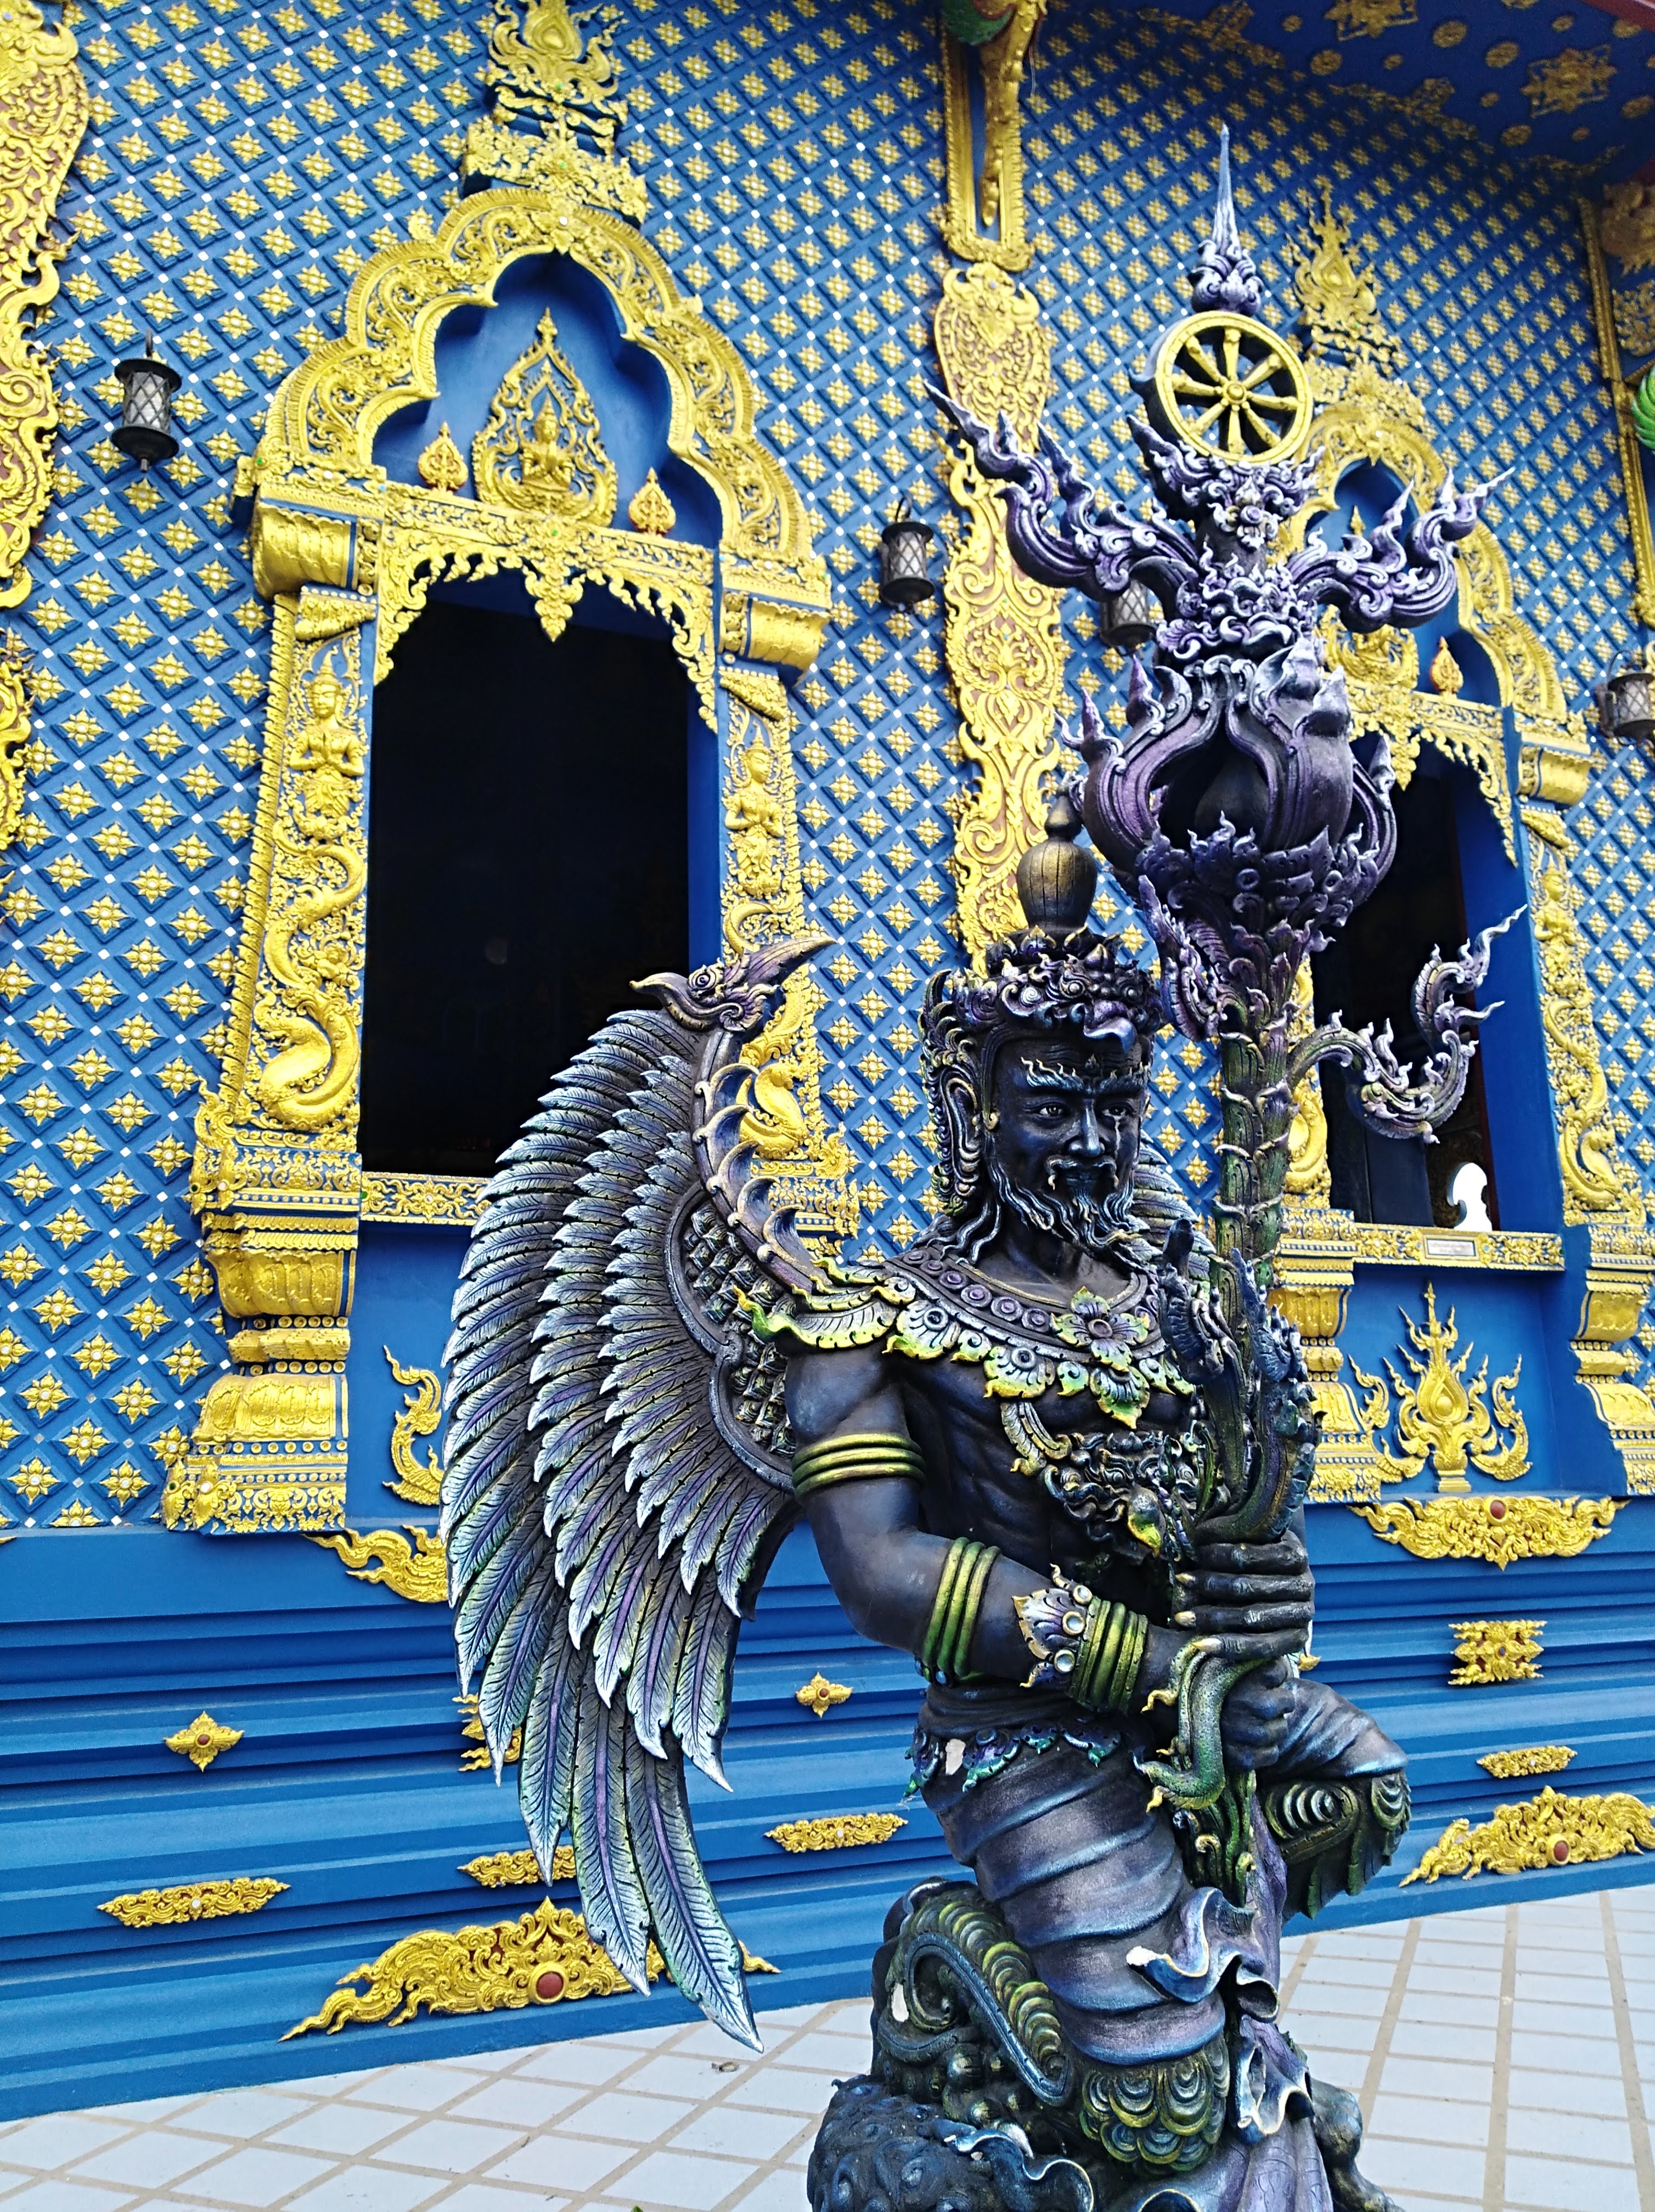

left=791, top=1431, right=925, bottom=1500
left=1015, top=1571, right=1149, bottom=1714
left=920, top=1536, right=1000, bottom=1684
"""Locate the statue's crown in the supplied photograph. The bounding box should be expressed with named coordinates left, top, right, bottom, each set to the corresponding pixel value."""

left=924, top=795, right=1160, bottom=1063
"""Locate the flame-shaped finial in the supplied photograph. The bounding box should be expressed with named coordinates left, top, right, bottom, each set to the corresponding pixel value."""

left=1190, top=125, right=1261, bottom=317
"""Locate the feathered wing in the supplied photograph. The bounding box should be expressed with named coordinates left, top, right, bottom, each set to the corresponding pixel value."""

left=441, top=940, right=826, bottom=2046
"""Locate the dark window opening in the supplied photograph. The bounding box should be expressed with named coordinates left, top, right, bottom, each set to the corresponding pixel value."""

left=359, top=595, right=689, bottom=1177
left=1312, top=758, right=1497, bottom=1229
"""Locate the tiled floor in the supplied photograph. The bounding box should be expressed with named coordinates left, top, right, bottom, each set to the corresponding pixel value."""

left=3, top=1889, right=1652, bottom=2212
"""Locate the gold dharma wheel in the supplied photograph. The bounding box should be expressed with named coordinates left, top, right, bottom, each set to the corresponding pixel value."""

left=1152, top=311, right=1312, bottom=465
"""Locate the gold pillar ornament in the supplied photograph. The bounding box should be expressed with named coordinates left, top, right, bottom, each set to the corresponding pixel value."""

left=932, top=263, right=1066, bottom=964
left=179, top=21, right=832, bottom=1522
left=940, top=0, right=1046, bottom=273
left=0, top=0, right=88, bottom=613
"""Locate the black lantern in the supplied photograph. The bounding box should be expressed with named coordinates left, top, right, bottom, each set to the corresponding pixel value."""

left=879, top=500, right=936, bottom=608
left=112, top=338, right=181, bottom=467
left=1603, top=648, right=1655, bottom=746
left=1097, top=577, right=1161, bottom=652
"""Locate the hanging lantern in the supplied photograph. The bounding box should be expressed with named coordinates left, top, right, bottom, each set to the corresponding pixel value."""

left=879, top=500, right=936, bottom=608
left=1603, top=649, right=1655, bottom=746
left=111, top=338, right=181, bottom=468
left=1097, top=578, right=1160, bottom=652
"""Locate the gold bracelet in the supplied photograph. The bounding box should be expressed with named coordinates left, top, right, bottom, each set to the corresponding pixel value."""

left=791, top=1431, right=924, bottom=1499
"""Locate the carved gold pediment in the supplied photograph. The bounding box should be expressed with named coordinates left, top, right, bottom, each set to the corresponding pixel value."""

left=180, top=165, right=836, bottom=1534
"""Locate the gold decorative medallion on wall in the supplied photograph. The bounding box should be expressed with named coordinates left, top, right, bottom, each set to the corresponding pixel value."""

left=1449, top=1619, right=1544, bottom=1687
left=164, top=1712, right=244, bottom=1773
left=176, top=0, right=832, bottom=1530
left=1353, top=1494, right=1618, bottom=1568
left=1404, top=1786, right=1655, bottom=1884
left=795, top=1673, right=852, bottom=1719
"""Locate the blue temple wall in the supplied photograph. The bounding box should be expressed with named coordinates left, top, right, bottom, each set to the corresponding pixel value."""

left=3, top=0, right=1655, bottom=2117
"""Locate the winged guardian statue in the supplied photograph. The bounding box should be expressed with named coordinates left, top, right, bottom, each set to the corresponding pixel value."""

left=442, top=132, right=1508, bottom=2212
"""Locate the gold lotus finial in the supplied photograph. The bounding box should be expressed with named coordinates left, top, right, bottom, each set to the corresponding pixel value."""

left=1428, top=636, right=1465, bottom=697
left=417, top=422, right=468, bottom=494
left=627, top=467, right=676, bottom=535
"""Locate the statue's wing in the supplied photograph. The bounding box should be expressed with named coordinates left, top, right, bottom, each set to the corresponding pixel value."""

left=441, top=939, right=826, bottom=2046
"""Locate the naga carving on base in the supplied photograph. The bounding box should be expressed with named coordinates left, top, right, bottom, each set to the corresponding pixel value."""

left=442, top=133, right=1505, bottom=2212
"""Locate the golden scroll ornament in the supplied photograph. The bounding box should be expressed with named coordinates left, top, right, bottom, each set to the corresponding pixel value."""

left=1348, top=1284, right=1528, bottom=1493
left=309, top=1526, right=448, bottom=1605
left=284, top=1900, right=656, bottom=2035
left=765, top=1812, right=907, bottom=1854
left=1352, top=1494, right=1619, bottom=1569
left=163, top=1712, right=244, bottom=1774
left=1404, top=1787, right=1655, bottom=1885
left=383, top=1348, right=442, bottom=1506
left=628, top=468, right=675, bottom=535
left=284, top=1900, right=775, bottom=2035
left=461, top=1845, right=576, bottom=1886
left=1478, top=1746, right=1575, bottom=1781
left=1449, top=1619, right=1544, bottom=1688
left=101, top=1877, right=287, bottom=1929
left=457, top=1693, right=522, bottom=1772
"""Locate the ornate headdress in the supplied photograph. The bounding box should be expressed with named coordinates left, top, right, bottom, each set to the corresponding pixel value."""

left=922, top=795, right=1160, bottom=1245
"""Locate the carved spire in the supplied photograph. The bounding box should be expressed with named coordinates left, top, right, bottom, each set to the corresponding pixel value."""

left=1190, top=125, right=1261, bottom=317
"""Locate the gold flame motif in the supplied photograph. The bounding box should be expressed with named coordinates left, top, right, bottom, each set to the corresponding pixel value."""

left=1350, top=1284, right=1528, bottom=1492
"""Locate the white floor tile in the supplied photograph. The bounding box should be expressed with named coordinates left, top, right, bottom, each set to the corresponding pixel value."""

left=605, top=2150, right=754, bottom=2211
left=172, top=2146, right=336, bottom=2209
left=0, top=2123, right=132, bottom=2175
left=283, top=2171, right=449, bottom=2212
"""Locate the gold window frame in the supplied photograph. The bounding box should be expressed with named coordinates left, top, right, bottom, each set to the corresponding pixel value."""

left=166, top=183, right=832, bottom=1536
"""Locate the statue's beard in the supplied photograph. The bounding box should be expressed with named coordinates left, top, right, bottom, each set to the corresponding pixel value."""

left=986, top=1155, right=1139, bottom=1258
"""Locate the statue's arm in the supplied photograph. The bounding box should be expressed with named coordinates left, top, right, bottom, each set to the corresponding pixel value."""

left=786, top=1343, right=1045, bottom=1683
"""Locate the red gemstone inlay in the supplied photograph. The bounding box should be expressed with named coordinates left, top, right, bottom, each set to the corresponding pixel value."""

left=1551, top=1838, right=1569, bottom=1864
left=1488, top=1499, right=1506, bottom=1520
left=534, top=1969, right=565, bottom=2001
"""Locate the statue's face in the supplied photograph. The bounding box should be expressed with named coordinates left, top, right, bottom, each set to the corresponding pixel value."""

left=985, top=1036, right=1146, bottom=1252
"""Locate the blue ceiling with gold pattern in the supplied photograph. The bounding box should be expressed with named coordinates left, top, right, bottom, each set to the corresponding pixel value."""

left=1122, top=0, right=1654, bottom=180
